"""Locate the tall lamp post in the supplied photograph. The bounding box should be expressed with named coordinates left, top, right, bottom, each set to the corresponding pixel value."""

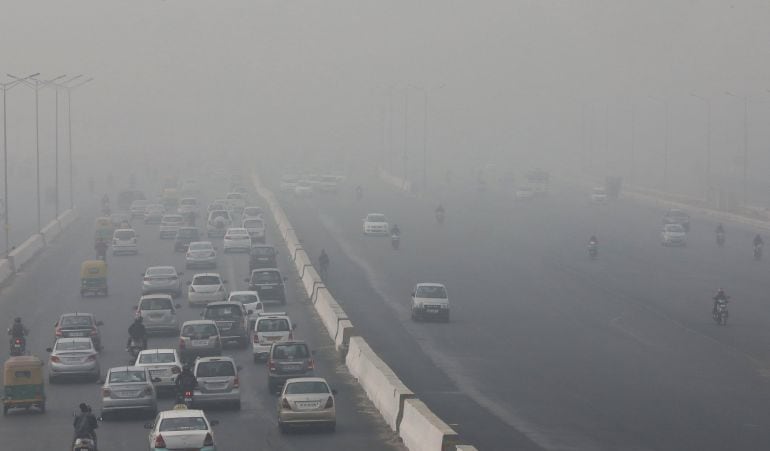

left=725, top=92, right=748, bottom=205
left=7, top=73, right=67, bottom=232
left=62, top=77, right=92, bottom=209
left=1, top=73, right=39, bottom=254
left=407, top=84, right=444, bottom=193
left=648, top=95, right=670, bottom=192
left=690, top=93, right=711, bottom=197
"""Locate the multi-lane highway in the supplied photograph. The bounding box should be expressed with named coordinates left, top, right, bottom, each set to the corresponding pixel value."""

left=272, top=170, right=770, bottom=451
left=0, top=182, right=404, bottom=450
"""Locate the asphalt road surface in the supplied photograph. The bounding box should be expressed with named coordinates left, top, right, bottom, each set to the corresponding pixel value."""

left=272, top=172, right=770, bottom=451
left=0, top=182, right=403, bottom=450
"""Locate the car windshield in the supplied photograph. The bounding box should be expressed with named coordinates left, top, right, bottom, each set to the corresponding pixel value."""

left=230, top=294, right=258, bottom=304
left=182, top=324, right=218, bottom=337
left=177, top=229, right=199, bottom=238
left=416, top=286, right=447, bottom=299
left=60, top=316, right=93, bottom=328
left=137, top=352, right=176, bottom=364
left=257, top=318, right=289, bottom=332
left=285, top=381, right=330, bottom=395
left=114, top=230, right=135, bottom=240
left=273, top=344, right=309, bottom=359
left=251, top=271, right=280, bottom=283
left=140, top=298, right=173, bottom=310
left=210, top=211, right=229, bottom=220
left=367, top=214, right=386, bottom=222
left=243, top=219, right=263, bottom=228
left=188, top=242, right=213, bottom=251
left=226, top=193, right=243, bottom=200
left=147, top=267, right=175, bottom=276
left=55, top=340, right=92, bottom=351
left=163, top=216, right=183, bottom=224
left=204, top=305, right=242, bottom=320
left=196, top=361, right=236, bottom=377
left=251, top=247, right=274, bottom=256
left=243, top=207, right=262, bottom=216
left=159, top=417, right=208, bottom=432
left=194, top=276, right=221, bottom=285
left=108, top=370, right=147, bottom=383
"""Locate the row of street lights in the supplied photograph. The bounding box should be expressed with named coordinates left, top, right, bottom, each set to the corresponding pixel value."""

left=1, top=73, right=92, bottom=254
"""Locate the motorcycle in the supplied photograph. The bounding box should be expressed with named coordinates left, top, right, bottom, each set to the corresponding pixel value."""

left=9, top=336, right=25, bottom=356
left=716, top=231, right=725, bottom=247
left=435, top=210, right=445, bottom=225
left=588, top=242, right=598, bottom=260
left=355, top=188, right=363, bottom=201
left=754, top=243, right=763, bottom=261
left=72, top=436, right=97, bottom=451
left=713, top=300, right=729, bottom=326
left=391, top=234, right=400, bottom=250
left=126, top=338, right=144, bottom=364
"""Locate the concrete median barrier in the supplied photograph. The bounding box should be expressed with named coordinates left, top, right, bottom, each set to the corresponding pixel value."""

left=0, top=259, right=13, bottom=285
left=300, top=266, right=324, bottom=301
left=454, top=446, right=478, bottom=451
left=346, top=336, right=415, bottom=432
left=399, top=398, right=460, bottom=451
left=335, top=319, right=355, bottom=354
left=41, top=220, right=61, bottom=245
left=294, top=249, right=313, bottom=277
left=8, top=234, right=44, bottom=271
left=314, top=289, right=349, bottom=344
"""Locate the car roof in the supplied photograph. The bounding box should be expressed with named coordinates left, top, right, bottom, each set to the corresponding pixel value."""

left=162, top=214, right=183, bottom=218
left=61, top=312, right=94, bottom=318
left=193, top=273, right=221, bottom=278
left=257, top=312, right=289, bottom=319
left=251, top=268, right=279, bottom=274
left=158, top=408, right=208, bottom=419
left=205, top=301, right=239, bottom=307
left=195, top=356, right=236, bottom=364
left=108, top=366, right=147, bottom=372
left=366, top=213, right=386, bottom=217
left=229, top=290, right=258, bottom=296
left=137, top=348, right=177, bottom=355
left=284, top=377, right=328, bottom=384
left=226, top=228, right=248, bottom=233
left=271, top=340, right=306, bottom=347
left=178, top=227, right=199, bottom=231
left=140, top=293, right=174, bottom=301
left=189, top=241, right=213, bottom=246
left=114, top=228, right=135, bottom=233
left=182, top=319, right=217, bottom=326
left=145, top=266, right=176, bottom=272
left=415, top=282, right=446, bottom=288
left=55, top=337, right=93, bottom=343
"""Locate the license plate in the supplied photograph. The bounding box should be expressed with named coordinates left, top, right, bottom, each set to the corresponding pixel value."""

left=69, top=332, right=86, bottom=337
left=426, top=308, right=439, bottom=313
left=266, top=336, right=281, bottom=341
left=296, top=401, right=320, bottom=409
left=191, top=340, right=208, bottom=347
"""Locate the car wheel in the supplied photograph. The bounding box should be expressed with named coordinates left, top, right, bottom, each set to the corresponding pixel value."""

left=278, top=422, right=288, bottom=434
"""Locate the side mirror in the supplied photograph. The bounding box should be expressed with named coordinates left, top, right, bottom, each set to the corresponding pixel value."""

left=222, top=280, right=228, bottom=284
left=411, top=291, right=415, bottom=297
left=187, top=281, right=192, bottom=285
left=178, top=272, right=184, bottom=276
left=132, top=306, right=138, bottom=311
left=283, top=276, right=288, bottom=282
left=143, top=423, right=154, bottom=429
left=332, top=389, right=338, bottom=395
left=141, top=273, right=145, bottom=277
left=200, top=311, right=205, bottom=317
left=175, top=304, right=182, bottom=309
left=97, top=379, right=105, bottom=385
left=236, top=365, right=243, bottom=371
left=311, top=350, right=317, bottom=356
left=292, top=323, right=298, bottom=330
left=210, top=420, right=220, bottom=426
left=96, top=321, right=104, bottom=327
left=244, top=278, right=250, bottom=283
left=45, top=347, right=52, bottom=353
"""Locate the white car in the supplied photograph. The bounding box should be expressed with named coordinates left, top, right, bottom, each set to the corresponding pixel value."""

left=363, top=213, right=389, bottom=236
left=411, top=283, right=450, bottom=322
left=317, top=175, right=339, bottom=193
left=187, top=273, right=228, bottom=306
left=177, top=197, right=198, bottom=215
left=252, top=312, right=295, bottom=362
left=136, top=294, right=181, bottom=334
left=192, top=356, right=241, bottom=409
left=160, top=215, right=185, bottom=239
left=145, top=408, right=218, bottom=450
left=225, top=192, right=246, bottom=213
left=207, top=210, right=232, bottom=238
left=223, top=228, right=252, bottom=253
left=661, top=223, right=687, bottom=246
left=514, top=186, right=534, bottom=200
left=186, top=241, right=217, bottom=269
left=242, top=217, right=266, bottom=243
left=590, top=187, right=608, bottom=204
left=134, top=349, right=182, bottom=390
left=227, top=291, right=264, bottom=331
left=242, top=206, right=264, bottom=219
left=130, top=200, right=151, bottom=219
left=294, top=181, right=313, bottom=198
left=278, top=377, right=337, bottom=433
left=280, top=175, right=299, bottom=192
left=112, top=228, right=138, bottom=255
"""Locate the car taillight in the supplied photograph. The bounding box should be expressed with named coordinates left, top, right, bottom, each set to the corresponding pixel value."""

left=86, top=355, right=97, bottom=362
left=184, top=390, right=193, bottom=397
left=143, top=277, right=150, bottom=282
left=113, top=239, right=118, bottom=244
left=102, top=388, right=111, bottom=397
left=171, top=366, right=181, bottom=374
left=55, top=327, right=62, bottom=337
left=189, top=286, right=196, bottom=293
left=253, top=334, right=259, bottom=343
left=308, top=359, right=315, bottom=370
left=324, top=396, right=334, bottom=409
left=281, top=397, right=291, bottom=409
left=268, top=360, right=276, bottom=372
left=233, top=376, right=239, bottom=388
left=186, top=253, right=191, bottom=258
left=203, top=433, right=214, bottom=447
left=14, top=338, right=21, bottom=344
left=50, top=356, right=61, bottom=363
left=90, top=328, right=98, bottom=336
left=179, top=339, right=186, bottom=349
left=153, top=434, right=166, bottom=448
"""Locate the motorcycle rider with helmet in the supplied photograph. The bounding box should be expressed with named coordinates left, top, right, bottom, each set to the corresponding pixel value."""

left=8, top=317, right=28, bottom=353
left=754, top=234, right=764, bottom=248
left=73, top=403, right=98, bottom=449
left=126, top=316, right=148, bottom=351
left=175, top=364, right=198, bottom=404
left=391, top=224, right=401, bottom=237
left=713, top=288, right=730, bottom=316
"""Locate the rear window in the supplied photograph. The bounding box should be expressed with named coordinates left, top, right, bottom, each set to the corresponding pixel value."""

left=229, top=294, right=259, bottom=304
left=243, top=219, right=264, bottom=229
left=193, top=276, right=221, bottom=285
left=137, top=352, right=176, bottom=364
left=55, top=340, right=92, bottom=351
left=257, top=318, right=289, bottom=332
left=210, top=211, right=229, bottom=220
left=109, top=370, right=147, bottom=383
left=196, top=360, right=236, bottom=377
left=159, top=417, right=208, bottom=432
left=147, top=267, right=175, bottom=276
left=226, top=193, right=243, bottom=200
left=243, top=207, right=263, bottom=216
left=272, top=343, right=309, bottom=359
left=163, top=216, right=184, bottom=224
left=140, top=298, right=173, bottom=311
left=416, top=286, right=447, bottom=299
left=367, top=214, right=386, bottom=222
left=180, top=199, right=196, bottom=205
left=188, top=242, right=213, bottom=251
left=177, top=229, right=199, bottom=238
left=251, top=271, right=280, bottom=283
left=182, top=324, right=218, bottom=337
left=60, top=316, right=93, bottom=328
left=114, top=230, right=135, bottom=240
left=251, top=247, right=275, bottom=256
left=204, top=305, right=243, bottom=320
left=285, top=381, right=330, bottom=395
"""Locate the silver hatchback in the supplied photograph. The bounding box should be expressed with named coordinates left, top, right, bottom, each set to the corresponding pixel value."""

left=100, top=366, right=159, bottom=418
left=193, top=356, right=241, bottom=409
left=136, top=294, right=181, bottom=335
left=178, top=320, right=222, bottom=362
left=141, top=266, right=183, bottom=297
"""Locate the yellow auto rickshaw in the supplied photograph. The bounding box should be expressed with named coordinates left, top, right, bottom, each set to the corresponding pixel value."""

left=94, top=216, right=114, bottom=244
left=2, top=355, right=45, bottom=415
left=80, top=260, right=108, bottom=297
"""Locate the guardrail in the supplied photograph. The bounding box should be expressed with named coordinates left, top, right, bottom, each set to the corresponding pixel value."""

left=0, top=209, right=78, bottom=286
left=252, top=174, right=472, bottom=451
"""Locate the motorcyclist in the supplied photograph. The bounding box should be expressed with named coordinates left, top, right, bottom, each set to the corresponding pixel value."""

left=391, top=224, right=401, bottom=237
left=355, top=185, right=363, bottom=199
left=715, top=223, right=725, bottom=235
left=589, top=235, right=598, bottom=245
left=126, top=316, right=147, bottom=350
left=73, top=403, right=98, bottom=448
left=435, top=204, right=445, bottom=215
left=8, top=317, right=28, bottom=339
left=175, top=364, right=198, bottom=402
left=101, top=194, right=109, bottom=207
left=319, top=249, right=330, bottom=273
left=754, top=234, right=764, bottom=247
left=94, top=239, right=108, bottom=261
left=713, top=288, right=729, bottom=315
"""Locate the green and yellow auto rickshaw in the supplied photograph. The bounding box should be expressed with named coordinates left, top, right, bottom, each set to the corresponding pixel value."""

left=94, top=216, right=114, bottom=244
left=2, top=355, right=45, bottom=415
left=80, top=260, right=108, bottom=297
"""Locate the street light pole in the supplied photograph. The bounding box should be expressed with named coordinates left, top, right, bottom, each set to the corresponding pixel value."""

left=648, top=96, right=669, bottom=191
left=60, top=76, right=89, bottom=210
left=726, top=91, right=748, bottom=205
left=630, top=103, right=636, bottom=185
left=690, top=93, right=711, bottom=197
left=403, top=89, right=409, bottom=187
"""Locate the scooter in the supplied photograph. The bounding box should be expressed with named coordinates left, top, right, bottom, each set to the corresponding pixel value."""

left=435, top=210, right=445, bottom=225
left=9, top=336, right=25, bottom=356
left=713, top=301, right=729, bottom=326
left=391, top=234, right=400, bottom=250
left=72, top=436, right=97, bottom=451
left=716, top=231, right=725, bottom=247
left=754, top=243, right=763, bottom=261
left=588, top=242, right=598, bottom=260
left=126, top=338, right=144, bottom=365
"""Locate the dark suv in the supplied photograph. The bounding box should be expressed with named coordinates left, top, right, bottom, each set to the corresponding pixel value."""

left=249, top=246, right=278, bottom=271
left=202, top=302, right=249, bottom=348
left=245, top=269, right=287, bottom=304
left=174, top=227, right=201, bottom=252
left=267, top=341, right=314, bottom=392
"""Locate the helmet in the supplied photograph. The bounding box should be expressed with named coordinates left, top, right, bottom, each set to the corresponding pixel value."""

left=13, top=317, right=21, bottom=324
left=135, top=316, right=143, bottom=323
left=79, top=403, right=89, bottom=413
